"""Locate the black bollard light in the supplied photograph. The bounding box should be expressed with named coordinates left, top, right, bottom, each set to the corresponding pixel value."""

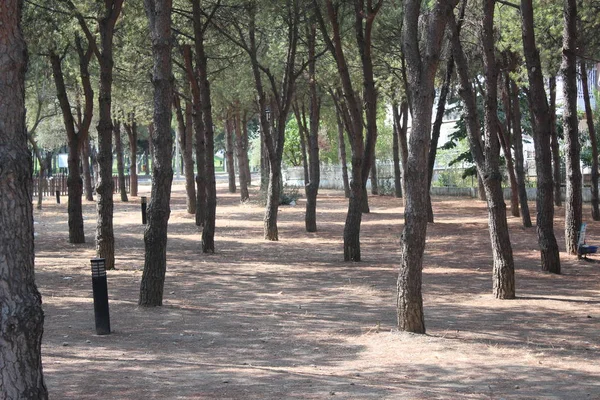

left=141, top=196, right=147, bottom=225
left=56, top=190, right=60, bottom=204
left=90, top=258, right=111, bottom=335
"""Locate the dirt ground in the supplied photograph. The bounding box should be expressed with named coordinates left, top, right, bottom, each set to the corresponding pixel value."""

left=35, top=175, right=600, bottom=399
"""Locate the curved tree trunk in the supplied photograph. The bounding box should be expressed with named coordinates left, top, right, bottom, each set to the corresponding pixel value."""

left=520, top=0, right=561, bottom=273
left=561, top=0, right=581, bottom=256
left=0, top=0, right=48, bottom=395
left=549, top=76, right=562, bottom=207
left=139, top=0, right=173, bottom=307
left=113, top=119, right=128, bottom=202
left=580, top=61, right=599, bottom=220
left=510, top=79, right=532, bottom=227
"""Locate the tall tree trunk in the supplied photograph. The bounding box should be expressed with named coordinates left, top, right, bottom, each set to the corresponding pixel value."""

left=549, top=76, right=562, bottom=207
left=305, top=24, right=320, bottom=232
left=124, top=112, right=139, bottom=197
left=294, top=104, right=310, bottom=185
left=192, top=0, right=217, bottom=252
left=398, top=0, right=458, bottom=334
left=451, top=5, right=515, bottom=299
left=333, top=95, right=350, bottom=198
left=173, top=95, right=196, bottom=214
left=392, top=103, right=403, bottom=198
left=49, top=51, right=86, bottom=244
left=370, top=159, right=378, bottom=195
left=225, top=116, right=236, bottom=193
left=181, top=45, right=206, bottom=226
left=0, top=0, right=48, bottom=395
left=241, top=112, right=252, bottom=187
left=499, top=74, right=520, bottom=218
left=234, top=107, right=250, bottom=202
left=520, top=0, right=561, bottom=273
left=113, top=119, right=128, bottom=202
left=581, top=61, right=599, bottom=220
left=82, top=135, right=94, bottom=201
left=260, top=125, right=269, bottom=191
left=28, top=136, right=46, bottom=209
left=398, top=101, right=409, bottom=206
left=561, top=0, right=581, bottom=256
left=139, top=0, right=173, bottom=307
left=510, top=79, right=532, bottom=227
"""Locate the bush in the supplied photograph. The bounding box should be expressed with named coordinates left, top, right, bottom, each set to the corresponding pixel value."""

left=256, top=184, right=303, bottom=206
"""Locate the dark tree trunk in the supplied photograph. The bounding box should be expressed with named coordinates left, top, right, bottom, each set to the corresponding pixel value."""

left=510, top=79, right=532, bottom=227
left=241, top=112, right=252, bottom=187
left=370, top=160, right=378, bottom=195
left=549, top=76, right=562, bottom=207
left=398, top=101, right=409, bottom=206
left=28, top=136, right=46, bottom=209
left=182, top=45, right=206, bottom=227
left=427, top=44, right=459, bottom=222
left=225, top=116, right=236, bottom=193
left=294, top=103, right=310, bottom=185
left=234, top=107, right=250, bottom=202
left=113, top=119, right=128, bottom=202
left=392, top=103, right=403, bottom=198
left=139, top=0, right=173, bottom=307
left=397, top=0, right=458, bottom=333
left=191, top=0, right=217, bottom=252
left=82, top=135, right=94, bottom=201
left=173, top=95, right=196, bottom=214
left=581, top=61, right=600, bottom=220
left=499, top=74, right=520, bottom=218
left=0, top=1, right=48, bottom=395
left=520, top=0, right=561, bottom=273
left=50, top=47, right=90, bottom=244
left=305, top=24, right=321, bottom=232
left=124, top=112, right=139, bottom=197
left=561, top=0, right=581, bottom=256
left=451, top=6, right=515, bottom=299
left=332, top=93, right=350, bottom=198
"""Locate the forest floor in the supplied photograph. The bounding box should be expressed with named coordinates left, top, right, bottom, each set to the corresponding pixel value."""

left=35, top=175, right=600, bottom=399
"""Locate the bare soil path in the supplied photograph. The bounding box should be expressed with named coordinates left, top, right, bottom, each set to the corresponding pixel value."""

left=35, top=177, right=600, bottom=399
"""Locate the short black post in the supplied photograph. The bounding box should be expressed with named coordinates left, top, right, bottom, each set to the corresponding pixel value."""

left=90, top=258, right=111, bottom=335
left=141, top=196, right=147, bottom=225
left=56, top=190, right=60, bottom=204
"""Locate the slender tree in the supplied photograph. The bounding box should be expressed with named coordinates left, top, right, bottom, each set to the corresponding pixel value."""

left=581, top=61, right=600, bottom=220
left=124, top=111, right=139, bottom=197
left=139, top=0, right=174, bottom=306
left=234, top=106, right=250, bottom=202
left=224, top=115, right=237, bottom=193
left=520, top=0, right=561, bottom=273
left=113, top=119, right=129, bottom=202
left=549, top=76, right=562, bottom=207
left=561, top=0, right=581, bottom=255
left=173, top=94, right=197, bottom=214
left=65, top=0, right=124, bottom=270
left=0, top=0, right=48, bottom=395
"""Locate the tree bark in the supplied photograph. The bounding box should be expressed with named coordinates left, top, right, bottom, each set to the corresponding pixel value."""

left=234, top=106, right=250, bottom=202
left=124, top=112, right=139, bottom=197
left=549, top=76, right=562, bottom=207
left=181, top=45, right=206, bottom=226
left=225, top=116, right=236, bottom=193
left=139, top=0, right=173, bottom=307
left=581, top=61, right=599, bottom=220
left=520, top=0, right=561, bottom=273
left=398, top=101, right=409, bottom=206
left=561, top=0, right=581, bottom=256
left=0, top=0, right=48, bottom=395
left=499, top=73, right=519, bottom=218
left=294, top=103, right=310, bottom=185
left=113, top=119, right=128, bottom=202
left=191, top=0, right=217, bottom=252
left=173, top=94, right=196, bottom=214
left=450, top=7, right=515, bottom=299
left=332, top=92, right=351, bottom=198
left=398, top=0, right=457, bottom=333
left=392, top=103, right=403, bottom=198
left=82, top=135, right=94, bottom=201
left=370, top=159, right=378, bottom=195
left=510, top=78, right=532, bottom=227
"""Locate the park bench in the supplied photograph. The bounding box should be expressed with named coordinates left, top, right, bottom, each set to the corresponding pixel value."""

left=577, top=223, right=598, bottom=259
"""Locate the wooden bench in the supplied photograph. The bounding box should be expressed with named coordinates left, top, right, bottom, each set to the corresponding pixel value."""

left=578, top=223, right=598, bottom=259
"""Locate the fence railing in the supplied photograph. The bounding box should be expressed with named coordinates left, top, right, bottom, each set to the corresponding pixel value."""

left=32, top=174, right=130, bottom=198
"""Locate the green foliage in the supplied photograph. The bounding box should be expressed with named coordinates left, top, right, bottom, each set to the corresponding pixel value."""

left=256, top=184, right=302, bottom=206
